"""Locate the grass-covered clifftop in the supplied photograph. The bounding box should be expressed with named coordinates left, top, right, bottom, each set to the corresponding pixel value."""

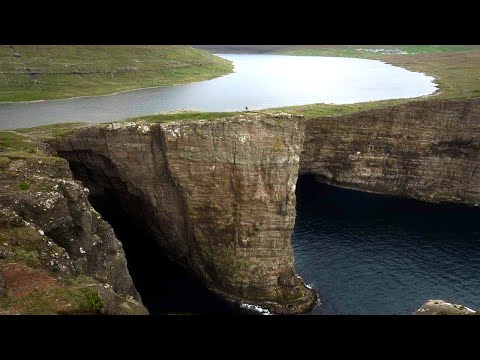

left=0, top=45, right=233, bottom=102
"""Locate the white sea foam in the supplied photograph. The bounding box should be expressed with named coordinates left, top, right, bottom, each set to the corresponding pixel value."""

left=240, top=303, right=271, bottom=315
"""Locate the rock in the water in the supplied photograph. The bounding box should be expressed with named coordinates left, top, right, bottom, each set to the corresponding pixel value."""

left=413, top=300, right=476, bottom=315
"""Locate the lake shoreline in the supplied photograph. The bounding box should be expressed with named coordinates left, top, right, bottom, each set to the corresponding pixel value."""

left=0, top=54, right=436, bottom=131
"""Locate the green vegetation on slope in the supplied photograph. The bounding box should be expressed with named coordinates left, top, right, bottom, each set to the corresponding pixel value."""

left=0, top=45, right=233, bottom=102
left=195, top=45, right=478, bottom=56
left=126, top=111, right=238, bottom=124
left=264, top=99, right=413, bottom=118
left=269, top=45, right=475, bottom=57
left=382, top=51, right=480, bottom=100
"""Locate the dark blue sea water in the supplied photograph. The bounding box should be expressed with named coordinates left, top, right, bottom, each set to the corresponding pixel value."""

left=293, top=175, right=480, bottom=315
left=90, top=176, right=480, bottom=315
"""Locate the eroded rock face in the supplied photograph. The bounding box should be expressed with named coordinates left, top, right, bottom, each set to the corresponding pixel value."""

left=301, top=98, right=480, bottom=204
left=0, top=272, right=4, bottom=297
left=54, top=114, right=317, bottom=314
left=49, top=97, right=480, bottom=314
left=0, top=144, right=147, bottom=314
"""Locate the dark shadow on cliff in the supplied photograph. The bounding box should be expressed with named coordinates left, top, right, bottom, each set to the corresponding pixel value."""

left=89, top=190, right=248, bottom=315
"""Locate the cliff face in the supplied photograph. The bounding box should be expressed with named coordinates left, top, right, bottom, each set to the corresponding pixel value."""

left=301, top=98, right=480, bottom=205
left=38, top=97, right=480, bottom=315
left=54, top=114, right=317, bottom=314
left=0, top=138, right=147, bottom=314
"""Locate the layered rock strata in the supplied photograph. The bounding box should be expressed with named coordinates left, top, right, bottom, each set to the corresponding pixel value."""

left=54, top=114, right=317, bottom=314
left=301, top=98, right=480, bottom=205
left=0, top=138, right=147, bottom=314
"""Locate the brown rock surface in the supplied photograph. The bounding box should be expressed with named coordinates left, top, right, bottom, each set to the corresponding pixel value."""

left=413, top=300, right=476, bottom=315
left=1, top=263, right=60, bottom=298
left=301, top=98, right=480, bottom=204
left=0, top=134, right=147, bottom=314
left=10, top=96, right=477, bottom=315
left=54, top=114, right=317, bottom=314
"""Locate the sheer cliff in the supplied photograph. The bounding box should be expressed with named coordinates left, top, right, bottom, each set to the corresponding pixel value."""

left=3, top=97, right=480, bottom=315
left=0, top=136, right=147, bottom=314
left=53, top=114, right=317, bottom=314
left=301, top=98, right=480, bottom=205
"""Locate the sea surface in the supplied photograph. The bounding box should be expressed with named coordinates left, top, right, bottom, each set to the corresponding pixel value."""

left=293, top=175, right=480, bottom=315
left=0, top=54, right=436, bottom=130
left=90, top=175, right=480, bottom=315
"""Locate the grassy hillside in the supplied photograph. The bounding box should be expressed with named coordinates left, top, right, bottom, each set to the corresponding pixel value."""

left=193, top=45, right=480, bottom=55
left=0, top=45, right=233, bottom=102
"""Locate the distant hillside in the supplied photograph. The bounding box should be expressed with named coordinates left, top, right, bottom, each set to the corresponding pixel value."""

left=0, top=45, right=233, bottom=102
left=193, top=45, right=480, bottom=55
left=192, top=45, right=299, bottom=53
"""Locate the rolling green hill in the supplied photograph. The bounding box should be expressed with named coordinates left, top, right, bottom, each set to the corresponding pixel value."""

left=193, top=45, right=480, bottom=55
left=0, top=45, right=233, bottom=102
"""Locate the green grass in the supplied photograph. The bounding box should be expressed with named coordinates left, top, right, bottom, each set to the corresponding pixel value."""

left=401, top=45, right=472, bottom=54
left=0, top=131, right=41, bottom=161
left=381, top=51, right=480, bottom=100
left=0, top=131, right=36, bottom=153
left=269, top=45, right=475, bottom=57
left=0, top=45, right=233, bottom=102
left=196, top=44, right=478, bottom=56
left=18, top=182, right=30, bottom=190
left=126, top=111, right=239, bottom=124
left=0, top=286, right=105, bottom=315
left=0, top=129, right=68, bottom=174
left=0, top=123, right=86, bottom=160
left=15, top=122, right=86, bottom=140
left=264, top=99, right=413, bottom=118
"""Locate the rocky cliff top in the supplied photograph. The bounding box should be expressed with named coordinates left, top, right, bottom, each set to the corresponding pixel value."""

left=0, top=130, right=147, bottom=314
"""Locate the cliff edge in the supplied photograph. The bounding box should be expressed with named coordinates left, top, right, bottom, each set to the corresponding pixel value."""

left=3, top=96, right=480, bottom=315
left=0, top=131, right=147, bottom=314
left=53, top=114, right=317, bottom=314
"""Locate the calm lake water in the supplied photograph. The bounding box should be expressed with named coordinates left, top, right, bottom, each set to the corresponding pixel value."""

left=0, top=54, right=436, bottom=130
left=293, top=175, right=480, bottom=315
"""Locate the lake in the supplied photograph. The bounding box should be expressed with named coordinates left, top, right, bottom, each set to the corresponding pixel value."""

left=0, top=54, right=436, bottom=130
